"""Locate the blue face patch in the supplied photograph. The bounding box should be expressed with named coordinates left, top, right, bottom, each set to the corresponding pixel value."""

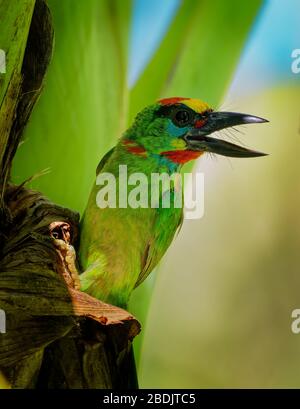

left=167, top=120, right=189, bottom=137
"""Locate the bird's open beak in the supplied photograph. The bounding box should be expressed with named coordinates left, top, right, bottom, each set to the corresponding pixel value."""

left=184, top=111, right=268, bottom=157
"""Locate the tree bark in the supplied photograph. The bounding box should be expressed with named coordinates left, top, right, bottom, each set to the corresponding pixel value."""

left=0, top=0, right=140, bottom=389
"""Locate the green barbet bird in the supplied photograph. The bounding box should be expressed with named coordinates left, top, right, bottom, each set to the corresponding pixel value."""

left=79, top=97, right=267, bottom=307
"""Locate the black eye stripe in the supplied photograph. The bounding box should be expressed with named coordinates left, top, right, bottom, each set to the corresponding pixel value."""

left=156, top=104, right=195, bottom=127
left=156, top=105, right=174, bottom=117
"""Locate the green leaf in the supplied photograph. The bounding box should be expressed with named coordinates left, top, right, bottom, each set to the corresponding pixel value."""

left=165, top=0, right=262, bottom=104
left=0, top=0, right=35, bottom=162
left=12, top=0, right=131, bottom=213
left=0, top=0, right=35, bottom=104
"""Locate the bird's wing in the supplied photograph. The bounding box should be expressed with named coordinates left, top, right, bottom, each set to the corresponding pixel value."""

left=134, top=189, right=183, bottom=288
left=96, top=147, right=115, bottom=175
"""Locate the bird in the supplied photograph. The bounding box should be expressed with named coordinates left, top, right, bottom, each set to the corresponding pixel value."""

left=79, top=97, right=267, bottom=308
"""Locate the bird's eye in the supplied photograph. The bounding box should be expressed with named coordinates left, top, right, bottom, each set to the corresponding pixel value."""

left=172, top=109, right=192, bottom=127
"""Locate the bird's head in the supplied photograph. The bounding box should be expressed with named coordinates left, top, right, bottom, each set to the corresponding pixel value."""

left=122, top=97, right=268, bottom=165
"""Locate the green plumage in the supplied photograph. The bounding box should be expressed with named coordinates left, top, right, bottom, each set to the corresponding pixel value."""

left=79, top=104, right=183, bottom=307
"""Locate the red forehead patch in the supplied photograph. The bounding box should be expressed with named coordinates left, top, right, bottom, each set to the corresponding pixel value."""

left=158, top=97, right=190, bottom=106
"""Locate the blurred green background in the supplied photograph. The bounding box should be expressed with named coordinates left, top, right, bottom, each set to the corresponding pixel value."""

left=10, top=0, right=300, bottom=387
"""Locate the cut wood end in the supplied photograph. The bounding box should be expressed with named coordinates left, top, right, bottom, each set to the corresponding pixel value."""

left=69, top=287, right=141, bottom=339
left=48, top=221, right=141, bottom=339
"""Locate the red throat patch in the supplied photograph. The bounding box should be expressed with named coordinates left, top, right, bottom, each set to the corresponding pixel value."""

left=161, top=150, right=203, bottom=164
